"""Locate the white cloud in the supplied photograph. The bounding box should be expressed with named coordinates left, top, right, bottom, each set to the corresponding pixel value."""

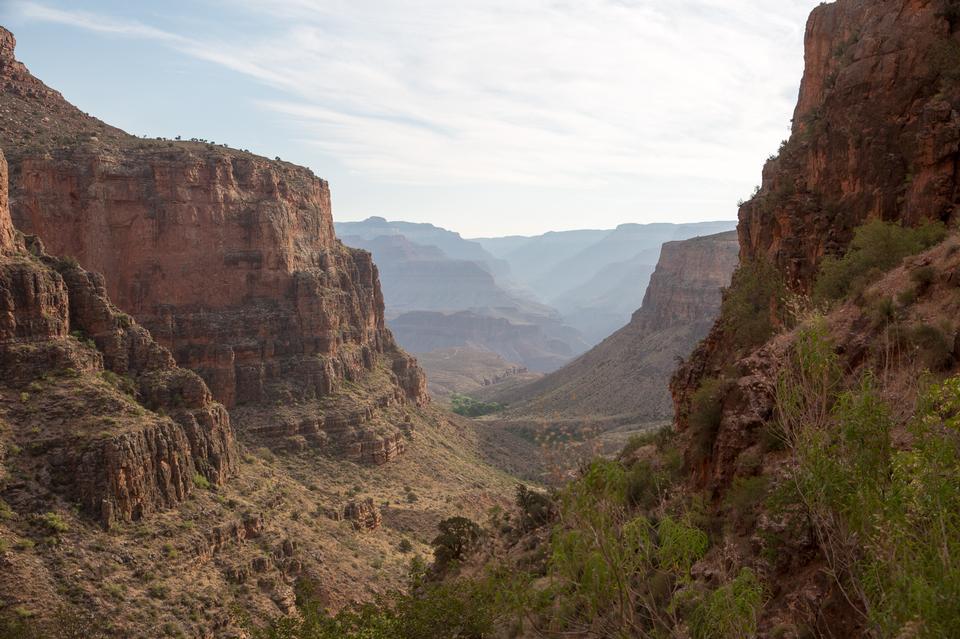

left=12, top=0, right=821, bottom=195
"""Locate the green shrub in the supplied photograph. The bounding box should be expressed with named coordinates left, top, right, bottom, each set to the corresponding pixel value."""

left=721, top=259, right=786, bottom=348
left=909, top=323, right=955, bottom=371
left=431, top=517, right=482, bottom=568
left=813, top=219, right=946, bottom=302
left=777, top=324, right=960, bottom=637
left=869, top=295, right=896, bottom=326
left=449, top=394, right=503, bottom=417
left=192, top=472, right=211, bottom=490
left=910, top=265, right=937, bottom=294
left=688, top=378, right=725, bottom=465
left=689, top=568, right=765, bottom=639
left=897, top=286, right=918, bottom=308
left=40, top=512, right=69, bottom=534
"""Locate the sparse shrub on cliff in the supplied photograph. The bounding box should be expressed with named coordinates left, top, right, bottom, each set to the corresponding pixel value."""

left=813, top=219, right=946, bottom=303
left=910, top=265, right=937, bottom=294
left=39, top=512, right=68, bottom=534
left=192, top=472, right=211, bottom=490
left=909, top=322, right=955, bottom=371
left=0, top=607, right=105, bottom=639
left=723, top=476, right=768, bottom=529
left=721, top=259, right=786, bottom=349
left=688, top=568, right=765, bottom=639
left=688, top=377, right=726, bottom=465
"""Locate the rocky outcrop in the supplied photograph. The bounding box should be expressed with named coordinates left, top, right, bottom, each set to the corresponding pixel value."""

left=327, top=498, right=383, bottom=531
left=634, top=232, right=740, bottom=332
left=739, top=0, right=960, bottom=289
left=0, top=147, right=236, bottom=528
left=490, top=231, right=738, bottom=421
left=0, top=27, right=427, bottom=456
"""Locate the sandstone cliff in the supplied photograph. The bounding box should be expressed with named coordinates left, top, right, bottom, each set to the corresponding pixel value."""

left=675, top=0, right=960, bottom=465
left=0, top=27, right=426, bottom=458
left=666, top=1, right=960, bottom=632
left=0, top=147, right=236, bottom=528
left=490, top=231, right=738, bottom=422
left=739, top=0, right=960, bottom=288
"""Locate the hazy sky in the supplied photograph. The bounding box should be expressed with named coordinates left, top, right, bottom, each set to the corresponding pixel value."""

left=2, top=0, right=822, bottom=237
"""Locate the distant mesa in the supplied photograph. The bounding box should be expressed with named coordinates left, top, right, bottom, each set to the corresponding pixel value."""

left=483, top=230, right=739, bottom=425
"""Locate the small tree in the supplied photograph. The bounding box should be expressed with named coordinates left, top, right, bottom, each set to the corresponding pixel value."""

left=431, top=517, right=482, bottom=569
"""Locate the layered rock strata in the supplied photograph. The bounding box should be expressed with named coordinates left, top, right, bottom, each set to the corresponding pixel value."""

left=0, top=27, right=426, bottom=457
left=0, top=147, right=236, bottom=528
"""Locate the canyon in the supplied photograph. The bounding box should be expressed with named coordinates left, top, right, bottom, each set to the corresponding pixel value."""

left=478, top=230, right=738, bottom=463
left=6, top=0, right=959, bottom=636
left=0, top=24, right=518, bottom=638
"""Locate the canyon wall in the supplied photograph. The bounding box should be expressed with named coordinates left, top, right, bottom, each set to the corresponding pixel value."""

left=0, top=27, right=426, bottom=453
left=676, top=0, right=960, bottom=437
left=0, top=147, right=236, bottom=528
left=739, top=0, right=960, bottom=289
left=491, top=231, right=738, bottom=421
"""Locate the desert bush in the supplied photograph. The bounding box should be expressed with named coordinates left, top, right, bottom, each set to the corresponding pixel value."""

left=689, top=568, right=765, bottom=639
left=431, top=517, right=482, bottom=569
left=721, top=259, right=786, bottom=348
left=515, top=484, right=555, bottom=531
left=40, top=512, right=69, bottom=534
left=777, top=323, right=960, bottom=637
left=688, top=377, right=726, bottom=465
left=813, top=219, right=946, bottom=302
left=192, top=472, right=211, bottom=490
left=251, top=559, right=537, bottom=639
left=909, top=323, right=955, bottom=371
left=910, top=265, right=937, bottom=294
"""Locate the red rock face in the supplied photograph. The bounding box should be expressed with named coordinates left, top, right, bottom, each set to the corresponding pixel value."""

left=0, top=28, right=427, bottom=435
left=0, top=147, right=236, bottom=528
left=0, top=148, right=14, bottom=252
left=739, top=0, right=960, bottom=290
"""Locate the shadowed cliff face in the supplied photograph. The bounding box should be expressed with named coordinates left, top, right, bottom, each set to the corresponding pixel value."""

left=0, top=28, right=427, bottom=434
left=739, top=0, right=960, bottom=290
left=664, top=3, right=960, bottom=629
left=676, top=0, right=960, bottom=432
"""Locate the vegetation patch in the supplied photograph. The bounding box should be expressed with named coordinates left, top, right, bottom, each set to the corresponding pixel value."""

left=449, top=394, right=503, bottom=418
left=721, top=259, right=787, bottom=349
left=777, top=322, right=960, bottom=637
left=813, top=219, right=946, bottom=303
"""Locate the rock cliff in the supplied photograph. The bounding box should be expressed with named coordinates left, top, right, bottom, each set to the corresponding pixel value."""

left=0, top=27, right=427, bottom=456
left=667, top=1, right=960, bottom=632
left=675, top=0, right=960, bottom=445
left=739, top=0, right=960, bottom=289
left=0, top=147, right=236, bottom=528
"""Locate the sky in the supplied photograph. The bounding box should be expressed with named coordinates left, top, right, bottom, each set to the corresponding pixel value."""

left=0, top=0, right=823, bottom=237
